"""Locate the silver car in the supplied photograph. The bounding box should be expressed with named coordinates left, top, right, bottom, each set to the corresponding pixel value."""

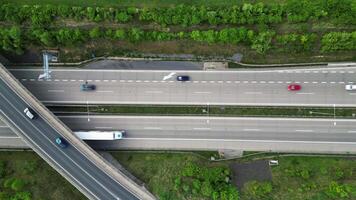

left=24, top=108, right=36, bottom=119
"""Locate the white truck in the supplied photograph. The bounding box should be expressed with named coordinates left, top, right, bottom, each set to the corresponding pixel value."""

left=74, top=130, right=125, bottom=140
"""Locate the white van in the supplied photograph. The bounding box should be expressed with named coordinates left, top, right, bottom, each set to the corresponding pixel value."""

left=345, top=85, right=356, bottom=91
left=24, top=108, right=35, bottom=119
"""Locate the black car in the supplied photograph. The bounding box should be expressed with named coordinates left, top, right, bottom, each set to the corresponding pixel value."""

left=80, top=83, right=96, bottom=91
left=176, top=75, right=190, bottom=81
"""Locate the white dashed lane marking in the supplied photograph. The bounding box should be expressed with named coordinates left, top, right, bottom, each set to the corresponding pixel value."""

left=17, top=79, right=354, bottom=85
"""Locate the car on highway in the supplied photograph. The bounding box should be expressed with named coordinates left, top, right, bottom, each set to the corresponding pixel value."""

left=24, top=108, right=36, bottom=119
left=287, top=84, right=301, bottom=91
left=80, top=82, right=96, bottom=91
left=176, top=75, right=190, bottom=81
left=55, top=137, right=68, bottom=148
left=345, top=84, right=356, bottom=91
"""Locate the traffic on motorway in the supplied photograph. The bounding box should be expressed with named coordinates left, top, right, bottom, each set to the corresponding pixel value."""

left=11, top=67, right=356, bottom=106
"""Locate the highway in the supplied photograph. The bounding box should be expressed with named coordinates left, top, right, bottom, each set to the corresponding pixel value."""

left=0, top=78, right=141, bottom=200
left=10, top=66, right=356, bottom=106
left=2, top=115, right=356, bottom=153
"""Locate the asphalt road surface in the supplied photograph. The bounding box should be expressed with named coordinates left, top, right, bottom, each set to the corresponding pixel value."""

left=10, top=66, right=356, bottom=106
left=2, top=115, right=356, bottom=153
left=0, top=79, right=139, bottom=200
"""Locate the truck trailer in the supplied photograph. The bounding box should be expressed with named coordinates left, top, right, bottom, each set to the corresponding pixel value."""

left=74, top=130, right=125, bottom=140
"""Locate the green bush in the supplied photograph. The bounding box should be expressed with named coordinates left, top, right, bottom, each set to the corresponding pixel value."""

left=11, top=178, right=26, bottom=191
left=251, top=31, right=275, bottom=54
left=10, top=191, right=31, bottom=200
left=325, top=181, right=351, bottom=199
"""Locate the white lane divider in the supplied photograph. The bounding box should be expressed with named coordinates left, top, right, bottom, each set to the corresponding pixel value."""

left=243, top=129, right=260, bottom=131
left=145, top=91, right=163, bottom=94
left=194, top=91, right=211, bottom=94
left=48, top=90, right=64, bottom=93
left=95, top=127, right=113, bottom=129
left=295, top=130, right=314, bottom=132
left=18, top=78, right=354, bottom=86
left=244, top=92, right=263, bottom=95
left=144, top=127, right=162, bottom=130
left=96, top=91, right=114, bottom=93
left=297, top=93, right=314, bottom=95
left=193, top=127, right=211, bottom=130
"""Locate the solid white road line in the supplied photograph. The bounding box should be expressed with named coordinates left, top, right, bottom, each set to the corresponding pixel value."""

left=194, top=92, right=211, bottom=94
left=48, top=90, right=64, bottom=93
left=347, top=131, right=356, bottom=133
left=244, top=92, right=263, bottom=95
left=96, top=91, right=113, bottom=93
left=145, top=91, right=163, bottom=94
left=243, top=129, right=260, bottom=131
left=295, top=130, right=314, bottom=132
left=297, top=93, right=314, bottom=95
left=0, top=136, right=21, bottom=139
left=124, top=137, right=356, bottom=145
left=144, top=127, right=162, bottom=130
left=193, top=128, right=211, bottom=130
left=94, top=127, right=113, bottom=129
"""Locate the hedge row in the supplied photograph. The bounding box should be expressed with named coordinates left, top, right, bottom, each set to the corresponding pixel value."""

left=0, top=0, right=355, bottom=27
left=1, top=27, right=355, bottom=55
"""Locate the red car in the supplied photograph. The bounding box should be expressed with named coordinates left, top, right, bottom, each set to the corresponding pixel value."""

left=288, top=84, right=301, bottom=91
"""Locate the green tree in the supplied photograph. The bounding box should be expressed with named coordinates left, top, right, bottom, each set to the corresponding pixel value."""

left=89, top=27, right=101, bottom=39
left=0, top=26, right=23, bottom=54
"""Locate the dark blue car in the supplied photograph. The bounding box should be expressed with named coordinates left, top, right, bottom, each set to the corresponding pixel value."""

left=55, top=137, right=68, bottom=148
left=176, top=75, right=190, bottom=81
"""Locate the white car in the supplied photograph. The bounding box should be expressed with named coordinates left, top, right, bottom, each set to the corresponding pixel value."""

left=24, top=108, right=35, bottom=119
left=345, top=84, right=356, bottom=91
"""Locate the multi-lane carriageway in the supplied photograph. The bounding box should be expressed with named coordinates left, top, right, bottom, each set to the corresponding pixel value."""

left=10, top=66, right=356, bottom=107
left=2, top=115, right=356, bottom=153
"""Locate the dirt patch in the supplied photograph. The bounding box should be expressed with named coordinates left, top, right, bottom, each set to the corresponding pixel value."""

left=230, top=160, right=272, bottom=190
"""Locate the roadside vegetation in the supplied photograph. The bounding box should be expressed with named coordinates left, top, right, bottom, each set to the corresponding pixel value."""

left=0, top=151, right=85, bottom=200
left=0, top=151, right=356, bottom=200
left=113, top=152, right=356, bottom=200
left=0, top=0, right=355, bottom=63
left=50, top=105, right=356, bottom=118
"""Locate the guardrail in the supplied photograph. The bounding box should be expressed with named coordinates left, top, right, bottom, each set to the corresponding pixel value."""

left=0, top=63, right=156, bottom=200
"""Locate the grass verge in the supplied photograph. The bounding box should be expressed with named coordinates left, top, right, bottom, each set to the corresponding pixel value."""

left=49, top=105, right=356, bottom=118
left=0, top=151, right=85, bottom=200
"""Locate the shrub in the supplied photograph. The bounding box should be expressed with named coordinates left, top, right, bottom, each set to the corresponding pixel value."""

left=325, top=181, right=351, bottom=199
left=11, top=179, right=26, bottom=191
